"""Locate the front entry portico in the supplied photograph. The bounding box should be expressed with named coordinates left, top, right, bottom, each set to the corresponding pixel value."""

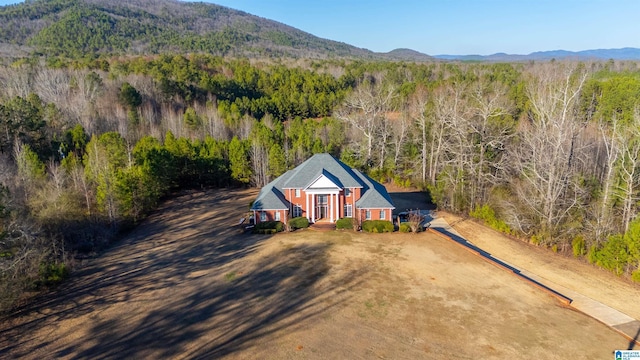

left=304, top=172, right=342, bottom=223
left=305, top=191, right=340, bottom=223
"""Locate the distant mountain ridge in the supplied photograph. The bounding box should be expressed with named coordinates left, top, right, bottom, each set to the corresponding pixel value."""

left=435, top=48, right=640, bottom=61
left=0, top=0, right=636, bottom=62
left=0, top=0, right=432, bottom=61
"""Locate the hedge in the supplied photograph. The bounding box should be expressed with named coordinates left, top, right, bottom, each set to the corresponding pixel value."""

left=336, top=217, right=355, bottom=230
left=254, top=221, right=285, bottom=233
left=288, top=217, right=309, bottom=230
left=255, top=228, right=277, bottom=235
left=362, top=220, right=394, bottom=233
left=399, top=223, right=411, bottom=233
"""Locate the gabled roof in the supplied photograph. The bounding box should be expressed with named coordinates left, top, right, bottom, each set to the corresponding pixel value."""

left=282, top=153, right=363, bottom=189
left=354, top=170, right=395, bottom=209
left=251, top=153, right=395, bottom=211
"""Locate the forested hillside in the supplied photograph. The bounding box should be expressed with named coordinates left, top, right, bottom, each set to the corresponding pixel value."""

left=0, top=0, right=432, bottom=61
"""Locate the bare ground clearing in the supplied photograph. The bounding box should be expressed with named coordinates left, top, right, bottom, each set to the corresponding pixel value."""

left=0, top=188, right=632, bottom=359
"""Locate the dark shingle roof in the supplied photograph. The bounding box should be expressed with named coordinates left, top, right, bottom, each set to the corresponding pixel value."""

left=250, top=171, right=291, bottom=210
left=282, top=153, right=363, bottom=189
left=354, top=170, right=395, bottom=209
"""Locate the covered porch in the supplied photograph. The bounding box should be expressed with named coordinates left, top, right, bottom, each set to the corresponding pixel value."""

left=304, top=190, right=341, bottom=223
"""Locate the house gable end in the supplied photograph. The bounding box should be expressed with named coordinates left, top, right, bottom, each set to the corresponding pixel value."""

left=305, top=172, right=341, bottom=191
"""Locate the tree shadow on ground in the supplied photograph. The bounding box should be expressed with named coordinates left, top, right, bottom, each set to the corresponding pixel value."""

left=0, top=189, right=361, bottom=359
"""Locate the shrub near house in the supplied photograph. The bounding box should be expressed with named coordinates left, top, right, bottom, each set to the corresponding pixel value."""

left=336, top=217, right=355, bottom=230
left=288, top=217, right=310, bottom=230
left=254, top=221, right=284, bottom=234
left=362, top=220, right=394, bottom=233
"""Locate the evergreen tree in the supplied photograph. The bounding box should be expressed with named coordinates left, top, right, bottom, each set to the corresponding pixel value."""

left=268, top=143, right=286, bottom=178
left=228, top=136, right=251, bottom=184
left=84, top=132, right=128, bottom=225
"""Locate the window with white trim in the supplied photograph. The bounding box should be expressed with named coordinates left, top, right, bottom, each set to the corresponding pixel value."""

left=293, top=204, right=302, bottom=218
left=380, top=210, right=385, bottom=220
left=295, top=189, right=301, bottom=197
left=275, top=211, right=281, bottom=221
left=260, top=212, right=267, bottom=222
left=365, top=210, right=371, bottom=220
left=344, top=204, right=352, bottom=218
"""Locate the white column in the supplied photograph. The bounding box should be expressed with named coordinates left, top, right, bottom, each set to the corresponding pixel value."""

left=330, top=193, right=334, bottom=222
left=335, top=192, right=339, bottom=220
left=311, top=194, right=315, bottom=222
left=306, top=192, right=310, bottom=221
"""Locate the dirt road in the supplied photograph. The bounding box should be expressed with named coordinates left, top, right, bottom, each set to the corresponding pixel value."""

left=0, top=189, right=632, bottom=359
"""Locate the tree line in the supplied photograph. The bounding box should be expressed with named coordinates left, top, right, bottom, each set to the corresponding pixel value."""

left=1, top=55, right=640, bottom=313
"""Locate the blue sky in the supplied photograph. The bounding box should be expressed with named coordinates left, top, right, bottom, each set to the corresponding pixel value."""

left=1, top=0, right=638, bottom=55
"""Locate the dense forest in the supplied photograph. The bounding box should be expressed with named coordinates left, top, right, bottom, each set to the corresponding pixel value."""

left=3, top=55, right=640, bottom=312
left=1, top=0, right=640, bottom=314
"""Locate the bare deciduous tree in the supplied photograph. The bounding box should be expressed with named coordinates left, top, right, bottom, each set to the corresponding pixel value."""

left=432, top=81, right=473, bottom=210
left=408, top=85, right=430, bottom=182
left=33, top=68, right=70, bottom=106
left=0, top=66, right=31, bottom=99
left=407, top=210, right=425, bottom=233
left=68, top=70, right=104, bottom=134
left=508, top=63, right=588, bottom=240
left=334, top=80, right=395, bottom=167
left=391, top=112, right=410, bottom=170
left=162, top=104, right=186, bottom=139
left=585, top=118, right=622, bottom=243
left=467, top=77, right=514, bottom=207
left=616, top=111, right=640, bottom=233
left=199, top=102, right=229, bottom=140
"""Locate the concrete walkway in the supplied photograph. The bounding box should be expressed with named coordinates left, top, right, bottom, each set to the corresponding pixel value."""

left=427, top=215, right=640, bottom=347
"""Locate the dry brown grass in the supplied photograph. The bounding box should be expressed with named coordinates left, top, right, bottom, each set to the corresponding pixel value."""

left=0, top=188, right=631, bottom=359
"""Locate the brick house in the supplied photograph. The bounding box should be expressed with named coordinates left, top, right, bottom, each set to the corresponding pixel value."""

left=250, top=153, right=395, bottom=225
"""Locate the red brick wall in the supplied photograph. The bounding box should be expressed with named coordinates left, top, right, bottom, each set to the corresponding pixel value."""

left=343, top=188, right=357, bottom=218
left=255, top=210, right=286, bottom=224
left=289, top=189, right=308, bottom=219
left=359, top=209, right=392, bottom=222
